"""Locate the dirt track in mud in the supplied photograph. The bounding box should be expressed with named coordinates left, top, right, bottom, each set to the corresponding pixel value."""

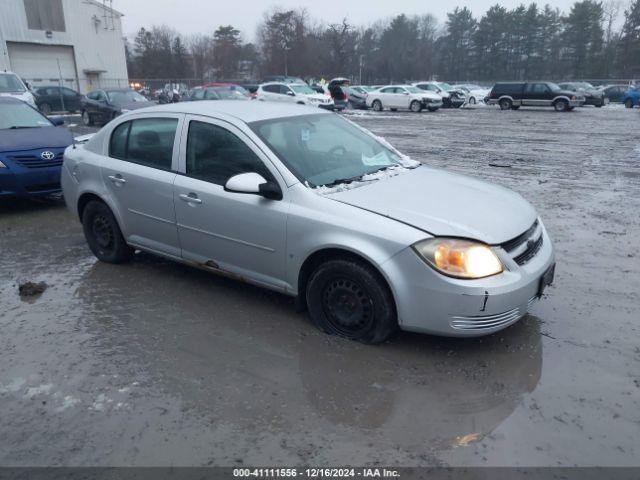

left=0, top=105, right=638, bottom=467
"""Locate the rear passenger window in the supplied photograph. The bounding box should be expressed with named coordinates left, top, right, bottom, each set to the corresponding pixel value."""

left=108, top=118, right=178, bottom=170
left=186, top=121, right=273, bottom=186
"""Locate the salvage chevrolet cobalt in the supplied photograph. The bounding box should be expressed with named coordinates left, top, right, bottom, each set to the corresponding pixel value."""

left=62, top=101, right=555, bottom=343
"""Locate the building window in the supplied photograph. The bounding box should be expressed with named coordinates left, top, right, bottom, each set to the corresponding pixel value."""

left=24, top=0, right=66, bottom=32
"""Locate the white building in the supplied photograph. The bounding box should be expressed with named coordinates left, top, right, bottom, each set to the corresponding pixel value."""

left=0, top=0, right=128, bottom=93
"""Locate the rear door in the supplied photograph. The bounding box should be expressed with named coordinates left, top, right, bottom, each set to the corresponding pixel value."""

left=101, top=114, right=184, bottom=257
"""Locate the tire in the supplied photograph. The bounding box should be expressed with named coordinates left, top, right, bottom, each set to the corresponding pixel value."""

left=624, top=99, right=633, bottom=109
left=469, top=97, right=476, bottom=105
left=595, top=103, right=603, bottom=108
left=81, top=200, right=133, bottom=264
left=410, top=100, right=422, bottom=112
left=511, top=105, right=520, bottom=110
left=427, top=106, right=439, bottom=112
left=554, top=99, right=569, bottom=112
left=81, top=110, right=94, bottom=126
left=39, top=103, right=52, bottom=115
left=306, top=259, right=397, bottom=344
left=372, top=100, right=383, bottom=112
left=499, top=98, right=512, bottom=110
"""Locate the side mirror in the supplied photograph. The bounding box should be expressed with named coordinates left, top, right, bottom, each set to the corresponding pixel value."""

left=224, top=172, right=282, bottom=200
left=50, top=116, right=65, bottom=126
left=286, top=91, right=295, bottom=96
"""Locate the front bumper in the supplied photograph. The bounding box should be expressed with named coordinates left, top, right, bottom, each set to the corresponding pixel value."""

left=382, top=222, right=555, bottom=337
left=0, top=150, right=64, bottom=197
left=422, top=99, right=443, bottom=109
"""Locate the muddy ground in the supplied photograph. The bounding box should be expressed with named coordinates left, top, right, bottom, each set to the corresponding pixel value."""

left=0, top=105, right=638, bottom=467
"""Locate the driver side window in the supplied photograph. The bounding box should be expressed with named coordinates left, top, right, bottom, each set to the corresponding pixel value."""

left=185, top=121, right=273, bottom=187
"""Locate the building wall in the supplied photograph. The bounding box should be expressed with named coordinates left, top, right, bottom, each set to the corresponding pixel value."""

left=0, top=0, right=128, bottom=93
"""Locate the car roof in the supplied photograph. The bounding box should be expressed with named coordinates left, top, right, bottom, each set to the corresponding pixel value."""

left=129, top=100, right=329, bottom=123
left=0, top=96, right=24, bottom=104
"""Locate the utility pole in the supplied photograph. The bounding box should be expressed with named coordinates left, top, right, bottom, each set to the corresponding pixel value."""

left=359, top=55, right=364, bottom=85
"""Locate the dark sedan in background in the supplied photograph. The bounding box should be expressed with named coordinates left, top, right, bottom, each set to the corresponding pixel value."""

left=600, top=84, right=631, bottom=103
left=81, top=88, right=155, bottom=126
left=33, top=86, right=83, bottom=114
left=185, top=85, right=251, bottom=101
left=0, top=97, right=73, bottom=197
left=347, top=86, right=370, bottom=109
left=558, top=82, right=607, bottom=107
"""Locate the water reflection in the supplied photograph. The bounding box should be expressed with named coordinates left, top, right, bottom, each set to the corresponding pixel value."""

left=76, top=252, right=542, bottom=454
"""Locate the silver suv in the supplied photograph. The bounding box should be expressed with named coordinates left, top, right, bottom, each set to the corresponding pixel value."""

left=62, top=102, right=555, bottom=343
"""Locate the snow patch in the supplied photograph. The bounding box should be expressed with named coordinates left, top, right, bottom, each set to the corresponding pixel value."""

left=24, top=383, right=54, bottom=398
left=0, top=377, right=26, bottom=394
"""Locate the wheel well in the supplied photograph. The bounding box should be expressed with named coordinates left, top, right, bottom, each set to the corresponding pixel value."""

left=296, top=248, right=396, bottom=313
left=77, top=193, right=104, bottom=220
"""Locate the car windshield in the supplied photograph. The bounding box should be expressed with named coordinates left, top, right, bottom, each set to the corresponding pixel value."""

left=212, top=88, right=249, bottom=100
left=0, top=102, right=52, bottom=129
left=106, top=90, right=147, bottom=105
left=576, top=82, right=594, bottom=89
left=290, top=85, right=315, bottom=95
left=251, top=114, right=407, bottom=187
left=404, top=86, right=423, bottom=94
left=439, top=83, right=453, bottom=91
left=0, top=74, right=26, bottom=93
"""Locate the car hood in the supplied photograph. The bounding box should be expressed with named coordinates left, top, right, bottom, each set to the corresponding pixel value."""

left=0, top=126, right=74, bottom=152
left=326, top=166, right=537, bottom=244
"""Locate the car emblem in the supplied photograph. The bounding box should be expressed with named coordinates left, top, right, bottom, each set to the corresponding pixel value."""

left=41, top=151, right=55, bottom=160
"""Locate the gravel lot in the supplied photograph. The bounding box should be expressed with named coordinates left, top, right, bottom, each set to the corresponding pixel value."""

left=0, top=105, right=638, bottom=467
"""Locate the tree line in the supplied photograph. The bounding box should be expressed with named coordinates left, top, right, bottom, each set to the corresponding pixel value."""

left=126, top=0, right=640, bottom=83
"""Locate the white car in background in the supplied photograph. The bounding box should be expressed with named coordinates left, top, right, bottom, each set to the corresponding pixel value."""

left=453, top=84, right=491, bottom=104
left=0, top=71, right=37, bottom=108
left=413, top=82, right=466, bottom=108
left=365, top=85, right=443, bottom=112
left=257, top=82, right=334, bottom=110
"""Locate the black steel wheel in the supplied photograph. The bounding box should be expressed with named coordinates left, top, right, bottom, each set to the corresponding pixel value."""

left=82, top=200, right=133, bottom=263
left=306, top=258, right=397, bottom=344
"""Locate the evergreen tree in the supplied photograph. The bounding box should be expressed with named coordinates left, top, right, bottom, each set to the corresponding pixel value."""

left=617, top=0, right=640, bottom=75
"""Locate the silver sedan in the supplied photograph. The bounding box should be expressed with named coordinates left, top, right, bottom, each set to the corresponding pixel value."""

left=62, top=101, right=555, bottom=343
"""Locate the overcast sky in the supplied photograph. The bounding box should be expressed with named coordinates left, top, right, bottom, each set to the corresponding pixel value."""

left=118, top=0, right=579, bottom=40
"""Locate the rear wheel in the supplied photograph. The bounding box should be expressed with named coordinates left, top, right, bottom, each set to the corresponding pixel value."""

left=499, top=98, right=512, bottom=110
left=81, top=110, right=94, bottom=126
left=469, top=97, right=476, bottom=105
left=39, top=103, right=52, bottom=115
left=624, top=99, right=633, bottom=109
left=372, top=100, right=383, bottom=112
left=410, top=100, right=422, bottom=112
left=554, top=99, right=569, bottom=112
left=81, top=200, right=133, bottom=264
left=306, top=259, right=397, bottom=344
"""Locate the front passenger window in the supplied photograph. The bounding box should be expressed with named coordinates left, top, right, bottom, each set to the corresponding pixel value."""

left=186, top=121, right=273, bottom=187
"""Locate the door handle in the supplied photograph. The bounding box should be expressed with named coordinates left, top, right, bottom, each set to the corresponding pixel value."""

left=108, top=174, right=126, bottom=185
left=179, top=193, right=202, bottom=205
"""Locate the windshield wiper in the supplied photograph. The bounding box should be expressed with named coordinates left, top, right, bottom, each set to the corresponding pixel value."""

left=9, top=126, right=39, bottom=129
left=323, top=174, right=365, bottom=188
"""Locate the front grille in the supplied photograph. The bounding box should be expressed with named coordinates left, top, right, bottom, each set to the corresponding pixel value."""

left=451, top=295, right=537, bottom=331
left=24, top=182, right=61, bottom=193
left=10, top=152, right=64, bottom=169
left=501, top=220, right=539, bottom=252
left=513, top=235, right=543, bottom=265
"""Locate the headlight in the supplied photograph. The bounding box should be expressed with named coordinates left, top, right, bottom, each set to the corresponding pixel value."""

left=413, top=238, right=503, bottom=279
left=0, top=160, right=6, bottom=168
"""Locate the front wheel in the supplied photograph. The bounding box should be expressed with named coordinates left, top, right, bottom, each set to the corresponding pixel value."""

left=410, top=100, right=422, bottom=112
left=371, top=100, right=383, bottom=112
left=306, top=259, right=397, bottom=344
left=82, top=200, right=133, bottom=264
left=554, top=99, right=569, bottom=112
left=624, top=99, right=633, bottom=109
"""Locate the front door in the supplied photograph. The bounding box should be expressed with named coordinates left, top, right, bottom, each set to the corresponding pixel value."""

left=101, top=115, right=183, bottom=257
left=173, top=116, right=289, bottom=290
left=523, top=83, right=552, bottom=106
